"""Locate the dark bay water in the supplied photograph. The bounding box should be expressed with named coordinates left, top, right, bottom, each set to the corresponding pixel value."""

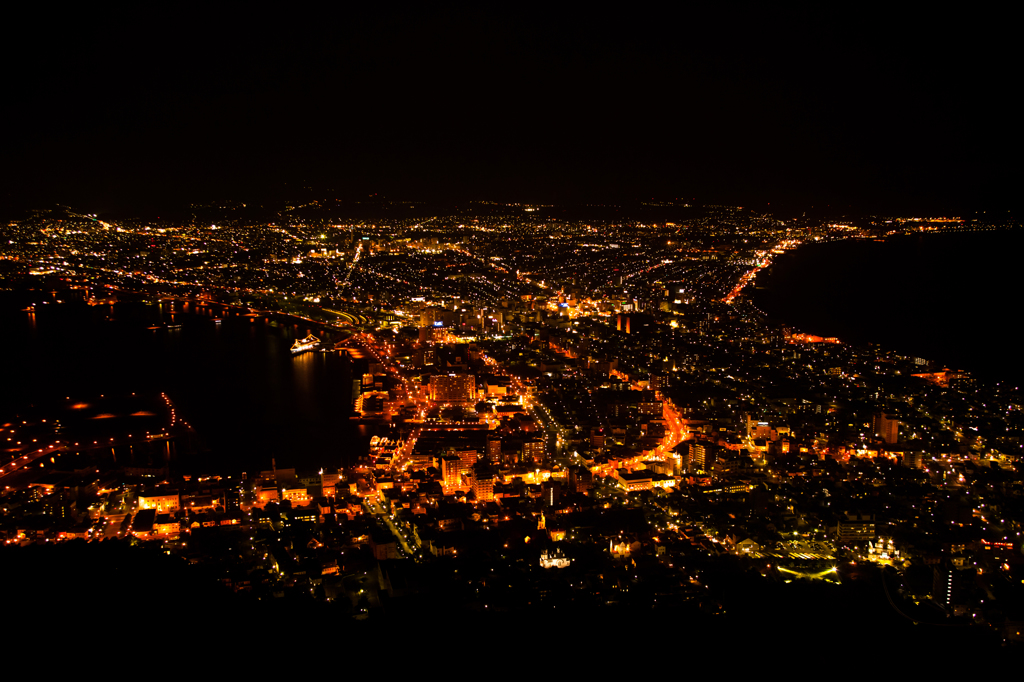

left=751, top=230, right=1024, bottom=386
left=0, top=293, right=373, bottom=475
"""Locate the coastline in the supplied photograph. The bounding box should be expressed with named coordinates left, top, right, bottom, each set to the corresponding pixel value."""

left=750, top=230, right=1024, bottom=385
left=0, top=293, right=371, bottom=477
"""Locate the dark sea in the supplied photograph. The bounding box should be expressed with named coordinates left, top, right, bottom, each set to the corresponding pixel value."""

left=0, top=293, right=375, bottom=476
left=751, top=229, right=1024, bottom=386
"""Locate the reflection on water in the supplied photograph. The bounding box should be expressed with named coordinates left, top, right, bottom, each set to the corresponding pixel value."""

left=0, top=294, right=372, bottom=475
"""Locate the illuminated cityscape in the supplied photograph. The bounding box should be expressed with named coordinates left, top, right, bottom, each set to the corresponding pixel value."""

left=2, top=4, right=1021, bottom=657
left=1, top=200, right=1022, bottom=652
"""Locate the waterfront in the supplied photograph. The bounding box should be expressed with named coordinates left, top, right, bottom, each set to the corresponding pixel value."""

left=752, top=230, right=1024, bottom=386
left=0, top=292, right=374, bottom=476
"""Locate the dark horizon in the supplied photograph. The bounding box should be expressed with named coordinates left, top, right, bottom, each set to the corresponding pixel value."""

left=3, top=7, right=1020, bottom=218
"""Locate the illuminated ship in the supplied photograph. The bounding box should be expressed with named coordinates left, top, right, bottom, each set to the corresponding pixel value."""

left=290, top=334, right=321, bottom=354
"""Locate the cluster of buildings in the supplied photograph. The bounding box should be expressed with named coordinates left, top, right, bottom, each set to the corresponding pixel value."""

left=2, top=200, right=1022, bottom=638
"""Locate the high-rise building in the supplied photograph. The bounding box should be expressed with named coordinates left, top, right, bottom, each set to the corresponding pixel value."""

left=567, top=465, right=593, bottom=494
left=686, top=441, right=718, bottom=473
left=542, top=480, right=561, bottom=506
left=486, top=436, right=502, bottom=462
left=429, top=374, right=475, bottom=403
left=637, top=391, right=662, bottom=418
left=472, top=469, right=494, bottom=501
left=873, top=412, right=899, bottom=444
left=454, top=448, right=478, bottom=473
left=440, top=455, right=462, bottom=489
left=933, top=559, right=969, bottom=614
left=523, top=437, right=545, bottom=464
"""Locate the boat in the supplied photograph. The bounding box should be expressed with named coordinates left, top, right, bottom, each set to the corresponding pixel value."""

left=290, top=334, right=321, bottom=355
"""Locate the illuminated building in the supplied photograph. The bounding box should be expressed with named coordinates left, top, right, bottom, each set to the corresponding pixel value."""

left=746, top=415, right=773, bottom=440
left=542, top=480, right=561, bottom=506
left=610, top=539, right=633, bottom=557
left=902, top=449, right=925, bottom=469
left=486, top=435, right=502, bottom=462
left=282, top=485, right=312, bottom=506
left=138, top=493, right=180, bottom=513
left=650, top=473, right=676, bottom=489
left=452, top=447, right=478, bottom=473
left=429, top=374, right=475, bottom=403
left=615, top=469, right=652, bottom=492
left=540, top=548, right=571, bottom=569
left=866, top=537, right=900, bottom=564
left=257, top=487, right=279, bottom=507
left=523, top=438, right=545, bottom=464
left=687, top=442, right=717, bottom=473
left=154, top=514, right=181, bottom=538
left=420, top=306, right=447, bottom=327
left=485, top=377, right=508, bottom=396
left=321, top=470, right=342, bottom=497
left=182, top=492, right=220, bottom=512
left=440, top=455, right=461, bottom=488
left=836, top=512, right=875, bottom=543
left=567, top=465, right=593, bottom=494
left=735, top=538, right=760, bottom=554
left=873, top=412, right=899, bottom=444
left=472, top=471, right=494, bottom=501
left=933, top=560, right=969, bottom=615
left=637, top=392, right=662, bottom=418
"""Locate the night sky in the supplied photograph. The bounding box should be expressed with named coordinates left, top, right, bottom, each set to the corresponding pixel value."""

left=3, top=6, right=1019, bottom=214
